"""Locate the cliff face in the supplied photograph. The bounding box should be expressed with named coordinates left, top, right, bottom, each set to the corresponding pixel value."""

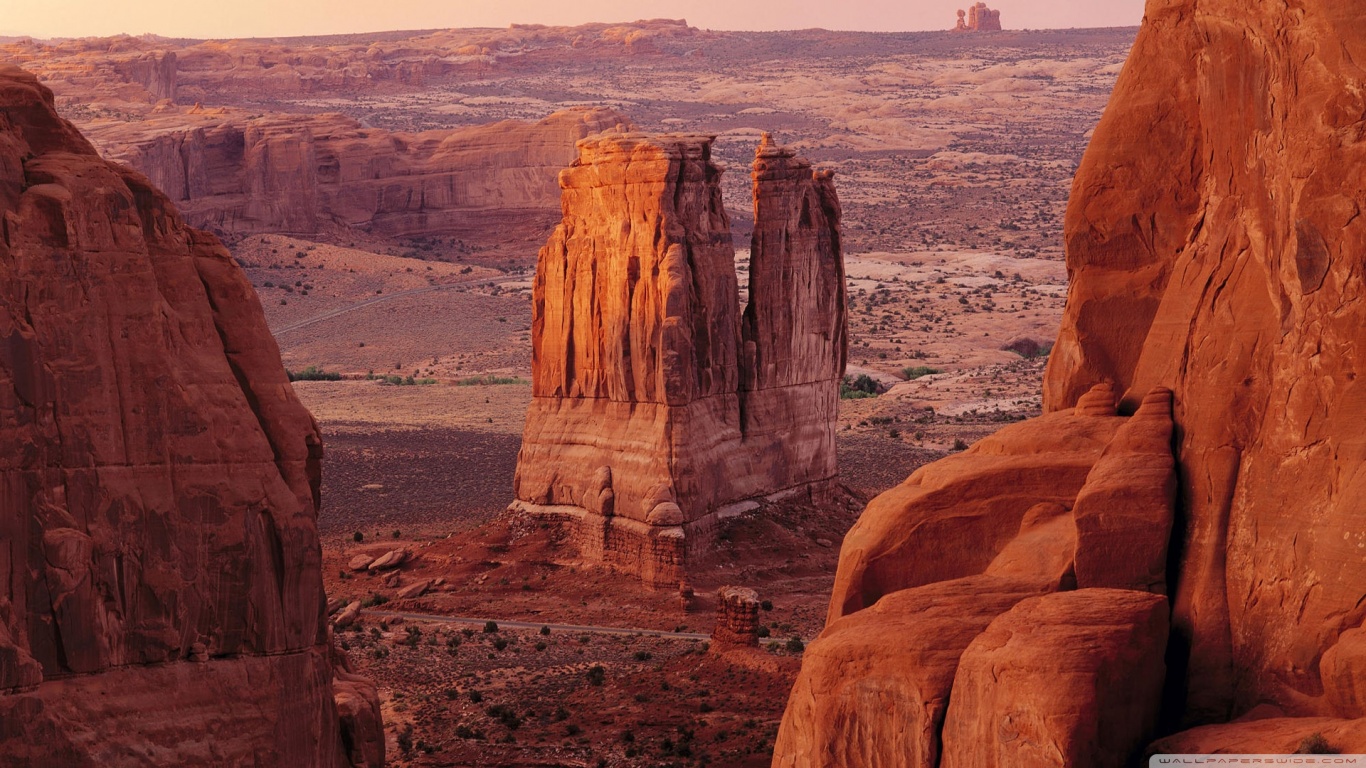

left=0, top=64, right=381, bottom=766
left=774, top=0, right=1366, bottom=763
left=1045, top=0, right=1366, bottom=725
left=81, top=106, right=631, bottom=238
left=513, top=133, right=846, bottom=586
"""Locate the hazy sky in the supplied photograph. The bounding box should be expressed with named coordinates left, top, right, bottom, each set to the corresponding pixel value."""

left=3, top=0, right=1146, bottom=40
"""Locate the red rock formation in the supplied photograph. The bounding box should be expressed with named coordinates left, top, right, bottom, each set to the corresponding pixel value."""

left=776, top=0, right=1366, bottom=761
left=1044, top=0, right=1366, bottom=726
left=513, top=133, right=845, bottom=586
left=954, top=3, right=1002, bottom=32
left=0, top=64, right=381, bottom=766
left=713, top=587, right=762, bottom=648
left=940, top=590, right=1169, bottom=768
left=79, top=106, right=631, bottom=238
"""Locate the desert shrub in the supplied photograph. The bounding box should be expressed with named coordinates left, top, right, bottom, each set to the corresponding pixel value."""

left=586, top=665, right=606, bottom=686
left=840, top=374, right=880, bottom=400
left=484, top=621, right=499, bottom=634
left=539, top=625, right=551, bottom=636
left=492, top=638, right=509, bottom=651
left=952, top=438, right=970, bottom=452
left=902, top=365, right=942, bottom=380
left=634, top=651, right=653, bottom=662
left=287, top=365, right=342, bottom=382
left=1296, top=733, right=1338, bottom=754
left=468, top=690, right=483, bottom=703
left=352, top=531, right=364, bottom=543
left=456, top=375, right=526, bottom=386
left=760, top=600, right=773, bottom=611
left=757, top=626, right=771, bottom=638
left=485, top=704, right=522, bottom=730
left=361, top=592, right=388, bottom=608
left=785, top=636, right=806, bottom=653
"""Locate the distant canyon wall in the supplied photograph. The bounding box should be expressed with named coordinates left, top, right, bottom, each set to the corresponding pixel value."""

left=81, top=106, right=631, bottom=238
left=513, top=133, right=846, bottom=587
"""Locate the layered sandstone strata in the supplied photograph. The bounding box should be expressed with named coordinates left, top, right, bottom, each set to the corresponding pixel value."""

left=0, top=65, right=381, bottom=766
left=713, top=587, right=762, bottom=648
left=776, top=0, right=1366, bottom=763
left=79, top=106, right=631, bottom=237
left=512, top=133, right=845, bottom=586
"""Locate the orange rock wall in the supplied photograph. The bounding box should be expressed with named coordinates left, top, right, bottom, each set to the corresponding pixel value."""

left=1044, top=0, right=1366, bottom=724
left=0, top=64, right=380, bottom=766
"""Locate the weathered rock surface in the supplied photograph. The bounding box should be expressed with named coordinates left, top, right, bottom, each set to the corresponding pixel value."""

left=940, top=590, right=1169, bottom=768
left=712, top=587, right=762, bottom=648
left=776, top=0, right=1366, bottom=762
left=1043, top=0, right=1366, bottom=725
left=0, top=64, right=381, bottom=765
left=773, top=577, right=1049, bottom=768
left=80, top=106, right=630, bottom=238
left=513, top=133, right=845, bottom=585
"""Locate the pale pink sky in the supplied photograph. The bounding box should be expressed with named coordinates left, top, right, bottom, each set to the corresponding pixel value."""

left=4, top=0, right=1146, bottom=40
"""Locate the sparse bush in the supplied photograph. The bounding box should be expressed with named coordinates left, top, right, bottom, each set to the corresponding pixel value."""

left=539, top=625, right=551, bottom=636
left=586, top=665, right=606, bottom=686
left=902, top=365, right=941, bottom=380
left=456, top=375, right=526, bottom=386
left=952, top=438, right=970, bottom=452
left=287, top=365, right=342, bottom=382
left=840, top=374, right=880, bottom=400
left=785, top=636, right=806, bottom=653
left=362, top=592, right=388, bottom=608
left=634, top=651, right=653, bottom=661
left=468, top=690, right=483, bottom=703
left=1296, top=733, right=1338, bottom=754
left=352, top=531, right=364, bottom=543
left=485, top=704, right=522, bottom=730
left=492, top=638, right=509, bottom=651
left=760, top=600, right=773, bottom=611
left=484, top=621, right=499, bottom=634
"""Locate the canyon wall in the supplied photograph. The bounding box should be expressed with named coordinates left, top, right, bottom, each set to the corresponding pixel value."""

left=80, top=106, right=631, bottom=238
left=512, top=133, right=846, bottom=586
left=775, top=0, right=1366, bottom=763
left=0, top=64, right=382, bottom=766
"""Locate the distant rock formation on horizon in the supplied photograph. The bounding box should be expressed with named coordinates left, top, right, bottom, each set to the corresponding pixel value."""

left=954, top=3, right=1003, bottom=32
left=511, top=132, right=847, bottom=587
left=0, top=63, right=383, bottom=767
left=775, top=0, right=1366, bottom=764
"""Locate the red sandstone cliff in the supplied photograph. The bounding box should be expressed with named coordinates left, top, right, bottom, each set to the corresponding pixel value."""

left=79, top=106, right=630, bottom=237
left=774, top=0, right=1366, bottom=763
left=0, top=64, right=382, bottom=766
left=513, top=133, right=846, bottom=586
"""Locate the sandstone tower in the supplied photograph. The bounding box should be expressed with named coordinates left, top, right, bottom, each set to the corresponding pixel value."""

left=512, top=133, right=845, bottom=586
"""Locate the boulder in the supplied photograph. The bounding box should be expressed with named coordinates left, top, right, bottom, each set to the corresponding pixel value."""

left=348, top=554, right=375, bottom=572
left=940, top=590, right=1169, bottom=768
left=712, top=587, right=761, bottom=648
left=396, top=580, right=431, bottom=600
left=367, top=549, right=410, bottom=572
left=773, top=576, right=1049, bottom=768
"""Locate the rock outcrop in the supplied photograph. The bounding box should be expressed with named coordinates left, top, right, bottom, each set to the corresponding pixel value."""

left=954, top=3, right=1002, bottom=32
left=80, top=106, right=631, bottom=238
left=512, top=133, right=845, bottom=586
left=0, top=64, right=381, bottom=765
left=776, top=0, right=1366, bottom=763
left=713, top=587, right=762, bottom=648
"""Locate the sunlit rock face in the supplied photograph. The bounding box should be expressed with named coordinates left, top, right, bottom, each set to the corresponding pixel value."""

left=513, top=133, right=846, bottom=586
left=775, top=0, right=1366, bottom=763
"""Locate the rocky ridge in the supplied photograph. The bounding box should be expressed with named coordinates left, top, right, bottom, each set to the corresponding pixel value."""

left=0, top=64, right=382, bottom=766
left=512, top=133, right=846, bottom=586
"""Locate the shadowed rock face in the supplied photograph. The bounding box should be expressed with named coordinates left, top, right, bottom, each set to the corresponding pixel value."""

left=775, top=0, right=1366, bottom=763
left=513, top=133, right=846, bottom=586
left=0, top=64, right=381, bottom=766
left=82, top=106, right=631, bottom=238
